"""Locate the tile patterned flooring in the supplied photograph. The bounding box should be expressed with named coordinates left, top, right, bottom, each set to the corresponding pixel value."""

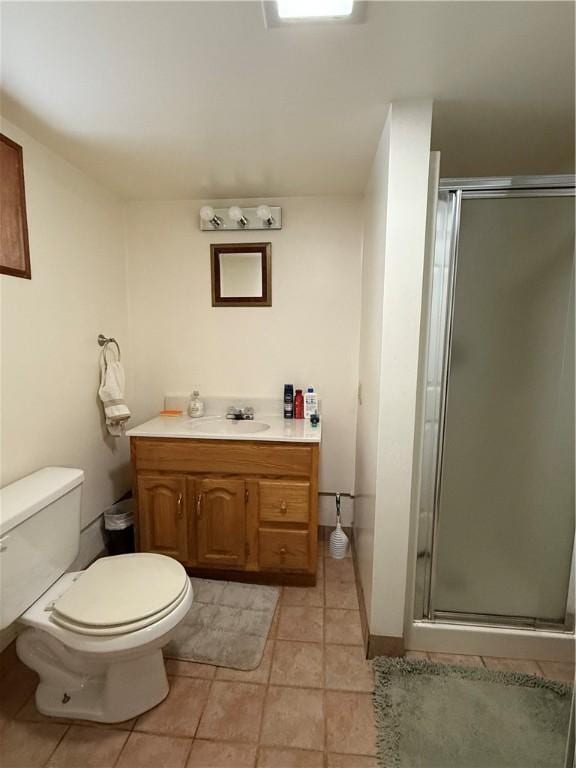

left=1, top=532, right=574, bottom=767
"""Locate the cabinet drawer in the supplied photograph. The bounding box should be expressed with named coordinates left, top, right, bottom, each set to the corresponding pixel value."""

left=133, top=438, right=313, bottom=477
left=259, top=480, right=310, bottom=524
left=259, top=528, right=309, bottom=571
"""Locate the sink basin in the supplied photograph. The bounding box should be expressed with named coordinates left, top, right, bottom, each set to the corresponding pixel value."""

left=186, top=418, right=271, bottom=435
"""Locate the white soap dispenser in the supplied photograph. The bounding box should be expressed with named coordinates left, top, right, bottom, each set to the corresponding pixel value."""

left=187, top=390, right=205, bottom=418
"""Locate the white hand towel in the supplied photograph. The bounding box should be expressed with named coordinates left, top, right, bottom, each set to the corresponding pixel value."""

left=99, top=359, right=131, bottom=436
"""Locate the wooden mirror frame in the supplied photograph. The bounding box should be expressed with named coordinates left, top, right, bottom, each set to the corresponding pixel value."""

left=0, top=133, right=31, bottom=279
left=211, top=242, right=271, bottom=307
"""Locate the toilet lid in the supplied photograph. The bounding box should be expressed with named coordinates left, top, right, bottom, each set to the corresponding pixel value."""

left=52, top=553, right=188, bottom=628
left=51, top=579, right=190, bottom=635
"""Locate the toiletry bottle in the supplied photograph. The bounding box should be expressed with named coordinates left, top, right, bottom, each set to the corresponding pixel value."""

left=294, top=389, right=304, bottom=419
left=187, top=390, right=205, bottom=418
left=304, top=387, right=318, bottom=419
left=283, top=384, right=294, bottom=419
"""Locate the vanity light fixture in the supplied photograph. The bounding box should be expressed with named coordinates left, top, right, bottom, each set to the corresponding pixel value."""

left=199, top=205, right=224, bottom=228
left=256, top=205, right=275, bottom=227
left=228, top=206, right=249, bottom=227
left=199, top=204, right=282, bottom=231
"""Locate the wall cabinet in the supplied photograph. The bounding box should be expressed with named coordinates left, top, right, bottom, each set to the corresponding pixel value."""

left=130, top=438, right=319, bottom=584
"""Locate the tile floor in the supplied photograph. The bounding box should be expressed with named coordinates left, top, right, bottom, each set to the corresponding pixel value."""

left=0, top=531, right=574, bottom=768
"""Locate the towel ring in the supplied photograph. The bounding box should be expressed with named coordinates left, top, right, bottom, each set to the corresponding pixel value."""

left=98, top=334, right=121, bottom=360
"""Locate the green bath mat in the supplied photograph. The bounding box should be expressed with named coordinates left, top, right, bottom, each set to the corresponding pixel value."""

left=373, top=657, right=572, bottom=768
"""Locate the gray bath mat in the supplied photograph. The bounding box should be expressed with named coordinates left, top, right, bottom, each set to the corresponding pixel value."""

left=373, top=657, right=572, bottom=767
left=164, top=578, right=280, bottom=670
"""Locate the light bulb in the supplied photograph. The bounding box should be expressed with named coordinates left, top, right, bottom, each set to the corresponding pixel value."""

left=256, top=205, right=274, bottom=227
left=228, top=206, right=248, bottom=226
left=256, top=205, right=272, bottom=221
left=200, top=205, right=215, bottom=222
left=199, top=205, right=223, bottom=228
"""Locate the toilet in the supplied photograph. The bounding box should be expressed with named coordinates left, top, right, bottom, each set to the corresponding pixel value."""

left=0, top=467, right=193, bottom=723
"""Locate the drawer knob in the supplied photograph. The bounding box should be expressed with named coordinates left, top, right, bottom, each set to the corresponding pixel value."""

left=279, top=547, right=287, bottom=555
left=280, top=501, right=287, bottom=514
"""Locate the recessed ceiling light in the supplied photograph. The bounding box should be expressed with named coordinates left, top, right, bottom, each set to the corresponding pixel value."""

left=276, top=0, right=354, bottom=20
left=262, top=0, right=365, bottom=28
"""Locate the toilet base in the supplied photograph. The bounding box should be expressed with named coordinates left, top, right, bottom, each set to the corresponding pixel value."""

left=17, top=628, right=169, bottom=723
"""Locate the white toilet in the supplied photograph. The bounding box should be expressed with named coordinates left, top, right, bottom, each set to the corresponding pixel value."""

left=0, top=467, right=193, bottom=723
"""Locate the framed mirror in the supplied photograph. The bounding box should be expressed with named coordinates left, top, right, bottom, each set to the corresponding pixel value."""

left=210, top=242, right=271, bottom=307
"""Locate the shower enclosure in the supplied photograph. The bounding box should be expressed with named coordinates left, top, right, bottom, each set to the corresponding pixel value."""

left=414, top=175, right=575, bottom=635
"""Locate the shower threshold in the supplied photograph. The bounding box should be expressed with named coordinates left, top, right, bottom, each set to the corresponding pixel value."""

left=432, top=610, right=573, bottom=634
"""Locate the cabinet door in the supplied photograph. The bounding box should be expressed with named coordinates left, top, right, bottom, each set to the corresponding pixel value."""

left=138, top=475, right=188, bottom=561
left=197, top=478, right=246, bottom=568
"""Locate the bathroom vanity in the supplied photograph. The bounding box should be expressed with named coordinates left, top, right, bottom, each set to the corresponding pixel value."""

left=127, top=413, right=320, bottom=585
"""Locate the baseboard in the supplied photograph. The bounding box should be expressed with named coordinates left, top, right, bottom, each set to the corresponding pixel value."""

left=348, top=526, right=405, bottom=658
left=367, top=634, right=405, bottom=658
left=349, top=526, right=370, bottom=655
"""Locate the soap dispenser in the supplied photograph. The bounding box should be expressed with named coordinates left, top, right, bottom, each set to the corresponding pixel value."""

left=187, top=390, right=205, bottom=418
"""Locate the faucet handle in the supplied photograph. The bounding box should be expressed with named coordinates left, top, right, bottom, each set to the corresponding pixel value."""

left=244, top=406, right=255, bottom=420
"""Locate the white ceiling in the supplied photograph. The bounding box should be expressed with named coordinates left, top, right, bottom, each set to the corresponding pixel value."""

left=1, top=1, right=574, bottom=200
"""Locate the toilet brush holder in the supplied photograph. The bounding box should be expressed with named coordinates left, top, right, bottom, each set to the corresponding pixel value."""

left=329, top=493, right=349, bottom=559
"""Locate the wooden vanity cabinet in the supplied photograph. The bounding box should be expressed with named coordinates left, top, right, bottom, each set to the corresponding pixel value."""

left=130, top=437, right=319, bottom=585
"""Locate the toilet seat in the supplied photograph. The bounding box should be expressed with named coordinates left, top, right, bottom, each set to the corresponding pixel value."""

left=51, top=582, right=190, bottom=635
left=20, top=572, right=193, bottom=655
left=50, top=553, right=189, bottom=635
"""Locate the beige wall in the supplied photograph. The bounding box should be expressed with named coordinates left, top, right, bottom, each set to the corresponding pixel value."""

left=353, top=114, right=391, bottom=617
left=0, top=119, right=131, bottom=530
left=354, top=101, right=433, bottom=639
left=124, top=196, right=363, bottom=497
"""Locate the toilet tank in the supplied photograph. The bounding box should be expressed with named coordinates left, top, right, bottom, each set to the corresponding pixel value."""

left=0, top=467, right=84, bottom=630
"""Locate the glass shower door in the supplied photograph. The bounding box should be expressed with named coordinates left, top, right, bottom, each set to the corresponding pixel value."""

left=431, top=194, right=575, bottom=624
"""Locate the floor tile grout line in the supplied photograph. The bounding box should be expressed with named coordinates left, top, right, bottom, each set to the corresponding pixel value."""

left=110, top=727, right=132, bottom=768
left=41, top=722, right=72, bottom=768
left=255, top=590, right=280, bottom=764
left=183, top=725, right=197, bottom=767
left=191, top=669, right=215, bottom=744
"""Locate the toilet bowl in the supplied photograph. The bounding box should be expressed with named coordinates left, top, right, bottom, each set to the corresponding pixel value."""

left=16, top=554, right=193, bottom=723
left=0, top=467, right=194, bottom=724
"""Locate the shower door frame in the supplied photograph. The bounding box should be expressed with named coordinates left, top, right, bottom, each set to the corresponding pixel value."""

left=416, top=174, right=576, bottom=633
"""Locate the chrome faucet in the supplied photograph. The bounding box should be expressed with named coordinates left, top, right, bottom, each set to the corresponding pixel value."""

left=226, top=406, right=255, bottom=420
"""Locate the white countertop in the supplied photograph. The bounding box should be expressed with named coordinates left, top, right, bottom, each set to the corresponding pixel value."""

left=126, top=413, right=322, bottom=443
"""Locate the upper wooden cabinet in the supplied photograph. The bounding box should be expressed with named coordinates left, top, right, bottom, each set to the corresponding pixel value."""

left=196, top=477, right=246, bottom=569
left=131, top=437, right=319, bottom=585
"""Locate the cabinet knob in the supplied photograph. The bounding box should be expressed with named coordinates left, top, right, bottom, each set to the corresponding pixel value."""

left=196, top=493, right=203, bottom=518
left=177, top=492, right=183, bottom=518
left=280, top=501, right=287, bottom=514
left=279, top=547, right=287, bottom=555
